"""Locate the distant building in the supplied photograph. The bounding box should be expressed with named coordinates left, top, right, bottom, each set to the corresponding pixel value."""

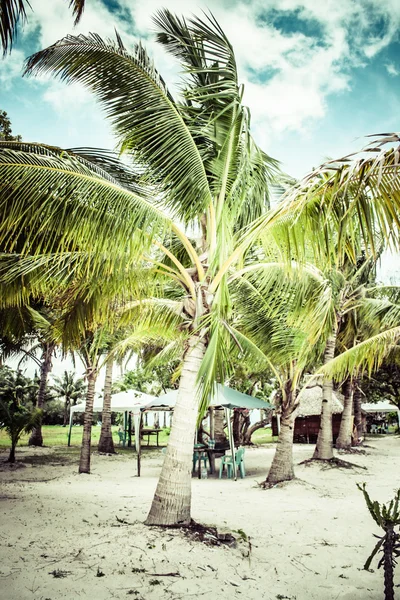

left=272, top=382, right=343, bottom=443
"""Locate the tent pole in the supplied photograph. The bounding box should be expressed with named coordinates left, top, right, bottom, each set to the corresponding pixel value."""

left=209, top=407, right=215, bottom=473
left=136, top=411, right=143, bottom=477
left=128, top=413, right=132, bottom=447
left=67, top=408, right=73, bottom=447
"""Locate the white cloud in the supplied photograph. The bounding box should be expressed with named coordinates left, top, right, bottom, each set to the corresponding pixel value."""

left=118, top=0, right=400, bottom=143
left=2, top=0, right=400, bottom=168
left=385, top=62, right=399, bottom=77
left=0, top=49, right=25, bottom=89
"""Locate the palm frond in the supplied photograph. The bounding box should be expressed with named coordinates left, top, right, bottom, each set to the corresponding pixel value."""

left=24, top=32, right=213, bottom=223
left=0, top=0, right=30, bottom=55
left=68, top=0, right=85, bottom=25
left=0, top=143, right=170, bottom=262
left=319, top=326, right=400, bottom=381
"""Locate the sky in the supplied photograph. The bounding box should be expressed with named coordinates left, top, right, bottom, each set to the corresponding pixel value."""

left=1, top=0, right=400, bottom=372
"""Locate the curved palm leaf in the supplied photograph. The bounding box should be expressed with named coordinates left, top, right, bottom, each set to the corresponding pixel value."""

left=1, top=0, right=30, bottom=54
left=265, top=135, right=400, bottom=262
left=319, top=326, right=400, bottom=381
left=1, top=0, right=85, bottom=55
left=24, top=31, right=213, bottom=223
left=0, top=143, right=170, bottom=261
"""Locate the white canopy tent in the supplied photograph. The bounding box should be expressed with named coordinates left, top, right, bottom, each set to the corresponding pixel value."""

left=361, top=400, right=400, bottom=430
left=68, top=390, right=156, bottom=447
left=361, top=400, right=399, bottom=413
left=69, top=385, right=272, bottom=479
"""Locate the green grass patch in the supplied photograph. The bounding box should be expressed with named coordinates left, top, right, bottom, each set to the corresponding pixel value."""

left=251, top=427, right=276, bottom=445
left=0, top=425, right=171, bottom=448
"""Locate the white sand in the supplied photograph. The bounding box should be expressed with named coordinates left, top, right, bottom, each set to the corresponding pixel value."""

left=0, top=437, right=398, bottom=600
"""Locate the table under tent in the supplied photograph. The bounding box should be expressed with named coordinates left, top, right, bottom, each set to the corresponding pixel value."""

left=69, top=384, right=272, bottom=480
left=361, top=400, right=400, bottom=433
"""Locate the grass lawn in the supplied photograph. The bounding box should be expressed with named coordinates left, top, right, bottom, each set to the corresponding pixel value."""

left=0, top=425, right=170, bottom=448
left=0, top=424, right=274, bottom=450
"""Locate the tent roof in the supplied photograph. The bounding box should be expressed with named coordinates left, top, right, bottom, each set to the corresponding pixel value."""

left=143, top=384, right=272, bottom=411
left=361, top=401, right=399, bottom=413
left=71, top=390, right=156, bottom=414
left=71, top=384, right=272, bottom=415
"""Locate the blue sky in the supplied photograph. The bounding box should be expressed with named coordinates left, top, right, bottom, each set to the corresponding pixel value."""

left=1, top=0, right=400, bottom=280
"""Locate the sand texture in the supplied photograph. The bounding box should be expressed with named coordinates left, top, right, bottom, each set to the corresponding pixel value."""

left=0, top=436, right=398, bottom=599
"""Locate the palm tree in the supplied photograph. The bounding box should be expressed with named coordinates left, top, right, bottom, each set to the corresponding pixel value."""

left=0, top=302, right=58, bottom=446
left=0, top=366, right=41, bottom=461
left=1, top=0, right=85, bottom=54
left=0, top=11, right=277, bottom=524
left=97, top=354, right=115, bottom=454
left=51, top=370, right=86, bottom=426
left=1, top=13, right=400, bottom=524
left=232, top=264, right=324, bottom=483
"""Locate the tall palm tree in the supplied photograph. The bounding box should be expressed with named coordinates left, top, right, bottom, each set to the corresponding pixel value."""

left=97, top=354, right=115, bottom=454
left=51, top=370, right=86, bottom=426
left=1, top=0, right=85, bottom=54
left=1, top=13, right=400, bottom=524
left=0, top=11, right=278, bottom=524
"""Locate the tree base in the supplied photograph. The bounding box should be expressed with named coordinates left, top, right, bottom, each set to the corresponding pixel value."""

left=299, top=457, right=367, bottom=470
left=261, top=476, right=295, bottom=489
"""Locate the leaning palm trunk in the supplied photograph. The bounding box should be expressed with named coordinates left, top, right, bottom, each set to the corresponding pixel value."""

left=78, top=368, right=97, bottom=474
left=335, top=378, right=353, bottom=450
left=313, top=332, right=337, bottom=460
left=146, top=335, right=206, bottom=526
left=29, top=342, right=54, bottom=446
left=266, top=385, right=297, bottom=484
left=98, top=358, right=115, bottom=454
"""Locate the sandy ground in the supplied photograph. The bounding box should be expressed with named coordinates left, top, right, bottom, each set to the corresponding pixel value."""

left=0, top=437, right=398, bottom=600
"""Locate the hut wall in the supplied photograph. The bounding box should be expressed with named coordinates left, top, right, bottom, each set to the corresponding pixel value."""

left=272, top=414, right=342, bottom=443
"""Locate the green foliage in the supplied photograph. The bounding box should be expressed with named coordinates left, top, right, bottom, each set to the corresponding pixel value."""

left=358, top=483, right=400, bottom=600
left=361, top=361, right=400, bottom=409
left=0, top=110, right=21, bottom=141
left=114, top=361, right=179, bottom=397
left=0, top=396, right=42, bottom=461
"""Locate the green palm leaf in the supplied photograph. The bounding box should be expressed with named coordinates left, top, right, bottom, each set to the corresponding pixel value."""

left=24, top=31, right=212, bottom=223
left=0, top=143, right=170, bottom=260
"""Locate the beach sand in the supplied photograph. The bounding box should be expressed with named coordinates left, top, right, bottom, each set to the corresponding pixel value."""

left=0, top=436, right=398, bottom=599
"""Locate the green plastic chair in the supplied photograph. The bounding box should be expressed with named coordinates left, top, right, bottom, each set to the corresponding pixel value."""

left=117, top=431, right=126, bottom=447
left=193, top=451, right=208, bottom=473
left=219, top=447, right=245, bottom=479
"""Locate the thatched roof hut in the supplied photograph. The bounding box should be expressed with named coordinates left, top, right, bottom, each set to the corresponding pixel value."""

left=271, top=383, right=344, bottom=443
left=296, top=384, right=343, bottom=417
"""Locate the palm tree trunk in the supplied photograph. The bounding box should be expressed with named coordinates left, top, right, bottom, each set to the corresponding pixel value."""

left=29, top=342, right=54, bottom=446
left=98, top=358, right=115, bottom=454
left=353, top=377, right=363, bottom=443
left=78, top=368, right=97, bottom=474
left=8, top=440, right=16, bottom=463
left=313, top=332, right=337, bottom=460
left=214, top=408, right=227, bottom=444
left=63, top=399, right=69, bottom=427
left=336, top=378, right=353, bottom=450
left=243, top=417, right=270, bottom=445
left=145, top=335, right=206, bottom=526
left=266, top=386, right=297, bottom=484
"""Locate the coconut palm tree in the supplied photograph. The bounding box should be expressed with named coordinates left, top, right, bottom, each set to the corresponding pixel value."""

left=0, top=366, right=41, bottom=462
left=1, top=0, right=85, bottom=54
left=51, top=370, right=86, bottom=426
left=0, top=11, right=278, bottom=524
left=1, top=13, right=400, bottom=525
